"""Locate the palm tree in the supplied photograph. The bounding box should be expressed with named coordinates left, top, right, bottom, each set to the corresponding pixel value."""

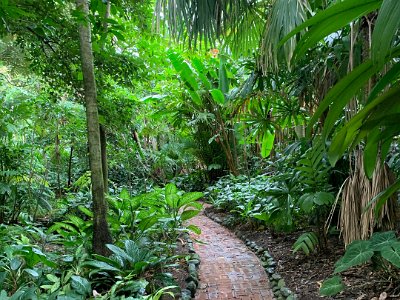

left=281, top=0, right=400, bottom=245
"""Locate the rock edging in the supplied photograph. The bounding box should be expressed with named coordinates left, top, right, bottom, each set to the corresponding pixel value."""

left=180, top=233, right=201, bottom=299
left=204, top=209, right=298, bottom=300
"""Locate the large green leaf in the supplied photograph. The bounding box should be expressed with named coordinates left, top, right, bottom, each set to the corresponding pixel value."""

left=281, top=0, right=381, bottom=61
left=381, top=242, right=400, bottom=268
left=308, top=58, right=378, bottom=138
left=364, top=178, right=400, bottom=217
left=363, top=127, right=380, bottom=179
left=370, top=231, right=397, bottom=251
left=298, top=193, right=314, bottom=213
left=84, top=261, right=120, bottom=274
left=260, top=130, right=275, bottom=158
left=210, top=89, right=225, bottom=105
left=314, top=192, right=334, bottom=206
left=320, top=276, right=345, bottom=296
left=372, top=0, right=400, bottom=64
left=219, top=56, right=229, bottom=94
left=186, top=224, right=201, bottom=235
left=328, top=82, right=400, bottom=165
left=368, top=61, right=400, bottom=102
left=181, top=209, right=200, bottom=221
left=71, top=275, right=91, bottom=296
left=180, top=192, right=203, bottom=207
left=106, top=244, right=132, bottom=263
left=334, top=240, right=374, bottom=273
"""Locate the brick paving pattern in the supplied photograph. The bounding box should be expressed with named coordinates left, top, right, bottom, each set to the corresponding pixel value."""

left=190, top=212, right=274, bottom=300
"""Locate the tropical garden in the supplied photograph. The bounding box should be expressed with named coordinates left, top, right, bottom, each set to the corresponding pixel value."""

left=0, top=0, right=399, bottom=298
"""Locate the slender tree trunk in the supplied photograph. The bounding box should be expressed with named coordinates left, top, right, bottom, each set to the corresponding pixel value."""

left=67, top=145, right=74, bottom=188
left=100, top=125, right=108, bottom=193
left=55, top=132, right=62, bottom=198
left=76, top=0, right=112, bottom=256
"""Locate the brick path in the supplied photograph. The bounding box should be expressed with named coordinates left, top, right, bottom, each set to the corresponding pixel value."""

left=190, top=212, right=274, bottom=300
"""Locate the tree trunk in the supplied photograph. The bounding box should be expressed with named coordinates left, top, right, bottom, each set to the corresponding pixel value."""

left=76, top=0, right=112, bottom=256
left=67, top=145, right=73, bottom=188
left=55, top=132, right=62, bottom=198
left=100, top=125, right=108, bottom=193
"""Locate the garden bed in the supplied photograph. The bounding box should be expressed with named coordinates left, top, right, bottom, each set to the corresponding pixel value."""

left=205, top=206, right=400, bottom=300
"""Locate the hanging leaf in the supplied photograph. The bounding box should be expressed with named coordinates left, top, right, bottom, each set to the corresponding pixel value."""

left=368, top=62, right=400, bottom=102
left=371, top=0, right=400, bottom=64
left=260, top=130, right=275, bottom=158
left=328, top=82, right=400, bottom=165
left=363, top=128, right=380, bottom=178
left=188, top=90, right=202, bottom=106
left=280, top=0, right=382, bottom=62
left=219, top=56, right=229, bottom=94
left=210, top=89, right=225, bottom=105
left=365, top=178, right=400, bottom=217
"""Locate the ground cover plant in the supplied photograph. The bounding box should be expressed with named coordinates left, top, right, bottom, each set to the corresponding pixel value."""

left=1, top=0, right=400, bottom=298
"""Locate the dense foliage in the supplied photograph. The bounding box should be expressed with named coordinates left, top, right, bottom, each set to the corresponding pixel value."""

left=0, top=0, right=399, bottom=298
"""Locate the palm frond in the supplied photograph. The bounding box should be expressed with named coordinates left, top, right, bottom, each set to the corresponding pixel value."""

left=154, top=0, right=261, bottom=50
left=259, top=0, right=311, bottom=73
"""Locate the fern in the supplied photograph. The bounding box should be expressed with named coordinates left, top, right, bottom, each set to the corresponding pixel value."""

left=296, top=138, right=330, bottom=191
left=292, top=232, right=318, bottom=255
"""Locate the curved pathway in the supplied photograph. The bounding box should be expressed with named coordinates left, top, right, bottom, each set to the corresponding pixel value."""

left=190, top=212, right=274, bottom=300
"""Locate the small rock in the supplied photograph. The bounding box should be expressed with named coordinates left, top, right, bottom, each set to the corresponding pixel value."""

left=188, top=259, right=200, bottom=266
left=186, top=281, right=197, bottom=297
left=180, top=289, right=192, bottom=300
left=265, top=267, right=275, bottom=274
left=271, top=274, right=282, bottom=281
left=188, top=263, right=196, bottom=274
left=191, top=254, right=200, bottom=260
left=280, top=287, right=291, bottom=297
left=267, top=259, right=276, bottom=267
left=263, top=251, right=271, bottom=259
left=277, top=279, right=285, bottom=288
left=261, top=261, right=269, bottom=267
left=185, top=275, right=199, bottom=287
left=272, top=286, right=280, bottom=293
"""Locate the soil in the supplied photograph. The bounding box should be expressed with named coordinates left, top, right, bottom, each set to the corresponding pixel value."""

left=204, top=206, right=400, bottom=300
left=165, top=239, right=192, bottom=298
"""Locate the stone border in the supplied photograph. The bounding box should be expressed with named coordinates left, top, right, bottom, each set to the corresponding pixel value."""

left=180, top=233, right=200, bottom=299
left=204, top=210, right=298, bottom=300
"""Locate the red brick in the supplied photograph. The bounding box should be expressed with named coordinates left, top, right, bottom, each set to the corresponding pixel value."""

left=191, top=211, right=274, bottom=300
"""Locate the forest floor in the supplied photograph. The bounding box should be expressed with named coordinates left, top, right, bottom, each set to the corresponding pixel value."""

left=203, top=206, right=400, bottom=300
